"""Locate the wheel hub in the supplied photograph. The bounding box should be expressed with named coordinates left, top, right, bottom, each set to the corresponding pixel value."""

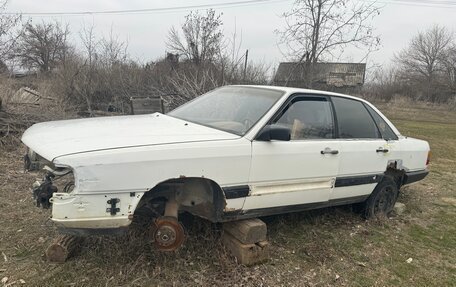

left=150, top=216, right=185, bottom=251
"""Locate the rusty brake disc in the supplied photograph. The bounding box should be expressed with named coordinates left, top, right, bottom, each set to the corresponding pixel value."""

left=150, top=216, right=185, bottom=251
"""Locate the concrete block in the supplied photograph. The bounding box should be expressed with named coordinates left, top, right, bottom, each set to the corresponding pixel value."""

left=222, top=231, right=269, bottom=265
left=223, top=218, right=267, bottom=244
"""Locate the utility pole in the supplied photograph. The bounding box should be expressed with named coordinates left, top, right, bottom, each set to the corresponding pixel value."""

left=243, top=49, right=249, bottom=83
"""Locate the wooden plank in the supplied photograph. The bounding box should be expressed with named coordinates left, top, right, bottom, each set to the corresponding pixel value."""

left=223, top=218, right=267, bottom=244
left=222, top=231, right=269, bottom=265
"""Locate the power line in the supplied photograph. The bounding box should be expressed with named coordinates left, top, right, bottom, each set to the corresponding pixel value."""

left=360, top=0, right=456, bottom=8
left=4, top=0, right=455, bottom=18
left=4, top=0, right=291, bottom=16
left=397, top=0, right=456, bottom=3
left=392, top=0, right=456, bottom=6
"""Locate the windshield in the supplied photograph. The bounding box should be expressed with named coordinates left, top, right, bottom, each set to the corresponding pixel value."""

left=168, top=86, right=285, bottom=135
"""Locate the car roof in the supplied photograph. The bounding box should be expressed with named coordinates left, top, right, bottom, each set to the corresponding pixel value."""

left=230, top=85, right=367, bottom=103
left=230, top=85, right=401, bottom=139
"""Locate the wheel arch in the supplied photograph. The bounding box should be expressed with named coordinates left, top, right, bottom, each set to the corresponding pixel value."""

left=384, top=159, right=407, bottom=189
left=134, top=177, right=227, bottom=223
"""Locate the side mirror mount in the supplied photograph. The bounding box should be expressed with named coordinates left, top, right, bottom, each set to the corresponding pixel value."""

left=257, top=124, right=291, bottom=141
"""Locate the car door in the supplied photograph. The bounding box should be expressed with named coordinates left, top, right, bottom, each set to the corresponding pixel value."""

left=329, top=96, right=397, bottom=201
left=243, top=95, right=340, bottom=211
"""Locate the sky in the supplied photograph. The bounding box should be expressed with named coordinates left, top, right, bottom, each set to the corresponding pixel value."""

left=5, top=0, right=456, bottom=74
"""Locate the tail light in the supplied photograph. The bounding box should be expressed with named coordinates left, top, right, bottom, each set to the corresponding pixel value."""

left=426, top=151, right=431, bottom=166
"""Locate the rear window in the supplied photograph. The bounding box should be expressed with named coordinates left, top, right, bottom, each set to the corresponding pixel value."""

left=364, top=104, right=398, bottom=140
left=331, top=97, right=380, bottom=139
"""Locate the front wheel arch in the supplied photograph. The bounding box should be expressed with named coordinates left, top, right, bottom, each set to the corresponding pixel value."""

left=133, top=177, right=227, bottom=225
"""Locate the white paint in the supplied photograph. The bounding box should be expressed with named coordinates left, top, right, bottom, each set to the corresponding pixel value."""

left=22, top=113, right=240, bottom=161
left=336, top=139, right=393, bottom=177
left=244, top=140, right=340, bottom=209
left=21, top=85, right=430, bottom=230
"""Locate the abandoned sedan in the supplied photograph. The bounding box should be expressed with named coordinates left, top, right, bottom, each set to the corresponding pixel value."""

left=22, top=86, right=430, bottom=251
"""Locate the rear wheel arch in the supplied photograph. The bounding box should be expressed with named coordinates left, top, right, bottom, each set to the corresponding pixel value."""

left=362, top=176, right=399, bottom=219
left=385, top=160, right=408, bottom=188
left=355, top=165, right=404, bottom=218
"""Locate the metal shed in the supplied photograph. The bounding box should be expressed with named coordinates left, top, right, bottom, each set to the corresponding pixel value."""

left=274, top=62, right=366, bottom=89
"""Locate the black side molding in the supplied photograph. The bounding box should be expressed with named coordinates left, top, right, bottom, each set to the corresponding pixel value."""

left=222, top=195, right=369, bottom=221
left=335, top=174, right=383, bottom=188
left=403, top=170, right=429, bottom=185
left=223, top=185, right=250, bottom=199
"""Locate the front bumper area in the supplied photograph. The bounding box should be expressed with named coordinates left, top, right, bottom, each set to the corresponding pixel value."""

left=49, top=191, right=144, bottom=233
left=52, top=215, right=131, bottom=229
left=54, top=218, right=130, bottom=236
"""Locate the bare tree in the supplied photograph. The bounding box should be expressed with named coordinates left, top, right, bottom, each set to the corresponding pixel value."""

left=396, top=25, right=453, bottom=83
left=0, top=0, right=22, bottom=71
left=443, top=45, right=456, bottom=93
left=395, top=25, right=454, bottom=101
left=166, top=9, right=223, bottom=65
left=58, top=24, right=138, bottom=114
left=99, top=27, right=128, bottom=67
left=279, top=0, right=380, bottom=64
left=14, top=21, right=69, bottom=72
left=72, top=23, right=99, bottom=113
left=162, top=10, right=271, bottom=106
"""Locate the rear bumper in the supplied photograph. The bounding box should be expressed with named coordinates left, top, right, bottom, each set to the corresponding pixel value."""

left=403, top=170, right=429, bottom=185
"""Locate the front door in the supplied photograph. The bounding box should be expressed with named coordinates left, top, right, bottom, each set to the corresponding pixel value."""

left=244, top=95, right=339, bottom=211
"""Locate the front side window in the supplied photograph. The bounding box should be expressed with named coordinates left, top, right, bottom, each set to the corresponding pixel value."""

left=331, top=97, right=380, bottom=139
left=168, top=86, right=284, bottom=135
left=273, top=97, right=334, bottom=140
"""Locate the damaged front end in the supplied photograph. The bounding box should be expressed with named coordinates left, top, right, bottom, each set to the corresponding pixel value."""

left=26, top=150, right=73, bottom=209
left=32, top=171, right=57, bottom=208
left=24, top=148, right=49, bottom=172
left=23, top=149, right=138, bottom=234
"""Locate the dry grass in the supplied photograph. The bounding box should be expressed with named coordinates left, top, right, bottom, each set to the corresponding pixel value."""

left=0, top=102, right=455, bottom=286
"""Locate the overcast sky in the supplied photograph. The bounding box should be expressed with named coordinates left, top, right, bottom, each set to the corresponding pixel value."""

left=6, top=0, right=456, bottom=73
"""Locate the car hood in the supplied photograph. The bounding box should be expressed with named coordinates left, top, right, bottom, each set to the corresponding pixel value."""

left=22, top=113, right=239, bottom=161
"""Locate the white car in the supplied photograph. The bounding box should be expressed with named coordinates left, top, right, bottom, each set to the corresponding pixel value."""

left=22, top=85, right=430, bottom=250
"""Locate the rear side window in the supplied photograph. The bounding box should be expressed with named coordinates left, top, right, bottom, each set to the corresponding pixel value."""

left=274, top=97, right=334, bottom=140
left=331, top=97, right=380, bottom=139
left=364, top=104, right=398, bottom=140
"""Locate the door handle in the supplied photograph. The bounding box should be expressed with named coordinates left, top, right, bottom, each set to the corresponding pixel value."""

left=321, top=148, right=339, bottom=155
left=376, top=147, right=389, bottom=153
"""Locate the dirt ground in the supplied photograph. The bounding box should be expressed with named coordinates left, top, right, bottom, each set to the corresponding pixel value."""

left=0, top=103, right=455, bottom=287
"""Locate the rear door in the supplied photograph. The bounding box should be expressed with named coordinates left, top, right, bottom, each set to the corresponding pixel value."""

left=329, top=96, right=397, bottom=201
left=244, top=95, right=340, bottom=211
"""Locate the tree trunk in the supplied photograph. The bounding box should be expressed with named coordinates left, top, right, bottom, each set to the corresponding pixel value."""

left=45, top=235, right=84, bottom=263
